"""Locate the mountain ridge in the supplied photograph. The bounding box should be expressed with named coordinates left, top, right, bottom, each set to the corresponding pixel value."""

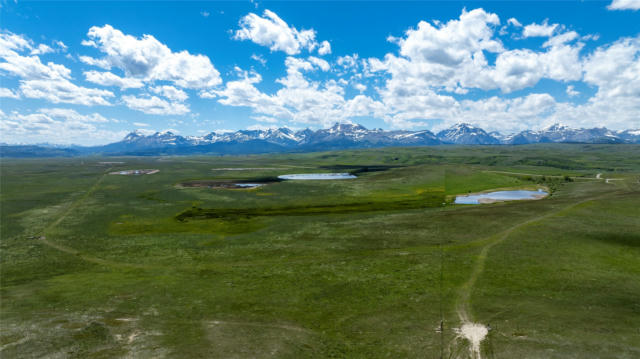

left=2, top=122, right=639, bottom=157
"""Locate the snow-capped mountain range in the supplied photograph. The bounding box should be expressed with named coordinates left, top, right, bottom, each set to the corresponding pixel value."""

left=498, top=124, right=640, bottom=145
left=2, top=123, right=639, bottom=157
left=113, top=123, right=445, bottom=152
left=118, top=122, right=639, bottom=148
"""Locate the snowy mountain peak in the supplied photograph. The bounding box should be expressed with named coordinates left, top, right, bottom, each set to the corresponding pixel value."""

left=114, top=122, right=640, bottom=153
left=437, top=123, right=499, bottom=144
left=328, top=122, right=368, bottom=134
left=154, top=130, right=176, bottom=137
left=453, top=123, right=477, bottom=130
left=259, top=128, right=301, bottom=144
left=543, top=123, right=570, bottom=132
left=124, top=130, right=147, bottom=142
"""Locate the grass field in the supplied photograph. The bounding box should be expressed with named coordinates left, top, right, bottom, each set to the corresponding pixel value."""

left=1, top=144, right=639, bottom=358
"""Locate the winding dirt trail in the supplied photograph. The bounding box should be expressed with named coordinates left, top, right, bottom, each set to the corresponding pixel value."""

left=34, top=168, right=150, bottom=269
left=38, top=235, right=147, bottom=269
left=452, top=194, right=608, bottom=359
left=41, top=168, right=111, bottom=233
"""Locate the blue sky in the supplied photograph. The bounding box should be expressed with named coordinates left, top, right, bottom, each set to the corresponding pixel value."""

left=1, top=0, right=639, bottom=145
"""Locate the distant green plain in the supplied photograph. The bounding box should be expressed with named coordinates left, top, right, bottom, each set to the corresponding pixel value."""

left=1, top=144, right=639, bottom=358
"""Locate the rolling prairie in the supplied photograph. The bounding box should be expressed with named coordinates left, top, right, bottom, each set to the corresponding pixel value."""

left=1, top=144, right=639, bottom=358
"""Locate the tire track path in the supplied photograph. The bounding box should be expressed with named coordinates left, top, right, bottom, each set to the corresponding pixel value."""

left=35, top=168, right=150, bottom=269
left=453, top=194, right=609, bottom=359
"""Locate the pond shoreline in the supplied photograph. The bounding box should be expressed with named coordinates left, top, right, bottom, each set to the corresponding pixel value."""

left=453, top=187, right=549, bottom=204
left=278, top=173, right=357, bottom=180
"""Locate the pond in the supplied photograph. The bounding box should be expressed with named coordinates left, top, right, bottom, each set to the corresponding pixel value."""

left=178, top=181, right=265, bottom=189
left=278, top=173, right=357, bottom=180
left=455, top=189, right=548, bottom=204
left=109, top=169, right=159, bottom=175
left=233, top=183, right=264, bottom=188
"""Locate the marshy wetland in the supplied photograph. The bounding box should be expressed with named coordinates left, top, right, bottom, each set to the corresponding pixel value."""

left=1, top=144, right=639, bottom=358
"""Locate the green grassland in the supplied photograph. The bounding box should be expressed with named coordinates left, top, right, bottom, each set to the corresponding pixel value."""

left=1, top=144, right=639, bottom=358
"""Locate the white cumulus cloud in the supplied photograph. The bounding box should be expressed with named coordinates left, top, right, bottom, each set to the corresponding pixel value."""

left=318, top=40, right=332, bottom=55
left=522, top=20, right=558, bottom=38
left=79, top=55, right=111, bottom=69
left=607, top=0, right=640, bottom=10
left=20, top=79, right=114, bottom=106
left=150, top=85, right=188, bottom=102
left=234, top=9, right=330, bottom=55
left=84, top=70, right=144, bottom=89
left=0, top=108, right=125, bottom=145
left=30, top=44, right=54, bottom=55
left=122, top=94, right=189, bottom=115
left=0, top=88, right=20, bottom=99
left=81, top=25, right=221, bottom=89
left=0, top=31, right=114, bottom=106
left=251, top=53, right=267, bottom=66
left=507, top=18, right=522, bottom=27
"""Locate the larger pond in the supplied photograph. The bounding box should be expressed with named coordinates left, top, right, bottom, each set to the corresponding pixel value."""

left=455, top=189, right=548, bottom=204
left=278, top=173, right=357, bottom=180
